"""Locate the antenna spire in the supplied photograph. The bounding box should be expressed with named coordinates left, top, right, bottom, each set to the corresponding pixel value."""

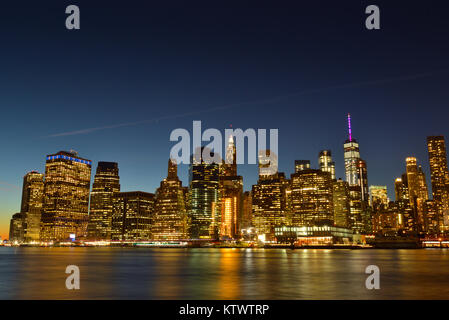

left=347, top=113, right=352, bottom=141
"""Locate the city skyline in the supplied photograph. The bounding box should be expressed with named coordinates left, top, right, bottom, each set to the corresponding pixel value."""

left=5, top=125, right=449, bottom=241
left=1, top=1, right=449, bottom=240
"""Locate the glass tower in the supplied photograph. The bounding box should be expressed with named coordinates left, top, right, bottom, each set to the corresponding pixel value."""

left=189, top=147, right=221, bottom=239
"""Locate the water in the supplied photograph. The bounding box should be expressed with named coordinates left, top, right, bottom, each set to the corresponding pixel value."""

left=0, top=247, right=448, bottom=299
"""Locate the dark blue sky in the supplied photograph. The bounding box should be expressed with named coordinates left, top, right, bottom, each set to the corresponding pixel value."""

left=1, top=0, right=449, bottom=237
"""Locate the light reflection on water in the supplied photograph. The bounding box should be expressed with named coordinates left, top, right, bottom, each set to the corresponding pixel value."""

left=0, top=247, right=448, bottom=299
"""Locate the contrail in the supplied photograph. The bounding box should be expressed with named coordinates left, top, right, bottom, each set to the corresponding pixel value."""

left=0, top=181, right=20, bottom=192
left=44, top=69, right=449, bottom=138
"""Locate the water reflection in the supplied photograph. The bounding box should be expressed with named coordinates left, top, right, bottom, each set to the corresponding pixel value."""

left=1, top=248, right=449, bottom=299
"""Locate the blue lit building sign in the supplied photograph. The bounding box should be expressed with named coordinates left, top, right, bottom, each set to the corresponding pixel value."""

left=46, top=155, right=91, bottom=165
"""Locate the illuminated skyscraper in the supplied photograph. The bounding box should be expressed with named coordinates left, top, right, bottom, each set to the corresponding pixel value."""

left=153, top=159, right=188, bottom=241
left=405, top=157, right=427, bottom=231
left=406, top=157, right=420, bottom=208
left=318, top=150, right=336, bottom=180
left=348, top=186, right=364, bottom=233
left=20, top=171, right=44, bottom=242
left=343, top=114, right=370, bottom=233
left=220, top=136, right=243, bottom=239
left=189, top=147, right=221, bottom=239
left=87, top=162, right=120, bottom=240
left=333, top=179, right=351, bottom=228
left=252, top=172, right=289, bottom=240
left=290, top=169, right=334, bottom=227
left=394, top=174, right=411, bottom=229
left=417, top=165, right=429, bottom=201
left=9, top=213, right=24, bottom=243
left=369, top=186, right=388, bottom=210
left=41, top=151, right=92, bottom=241
left=111, top=191, right=154, bottom=241
left=427, top=136, right=449, bottom=232
left=295, top=160, right=310, bottom=173
left=424, top=200, right=439, bottom=235
left=344, top=114, right=361, bottom=186
left=222, top=134, right=237, bottom=176
left=395, top=174, right=410, bottom=209
left=241, top=191, right=253, bottom=230
left=357, top=159, right=369, bottom=202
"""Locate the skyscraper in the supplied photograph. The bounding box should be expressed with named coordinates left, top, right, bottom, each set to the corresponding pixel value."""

left=333, top=179, right=351, bottom=228
left=417, top=165, right=429, bottom=201
left=219, top=135, right=243, bottom=239
left=189, top=147, right=221, bottom=239
left=427, top=136, right=449, bottom=233
left=41, top=151, right=92, bottom=241
left=295, top=160, right=311, bottom=173
left=406, top=157, right=420, bottom=209
left=20, top=171, right=44, bottom=242
left=357, top=159, right=369, bottom=202
left=153, top=159, right=188, bottom=241
left=394, top=175, right=409, bottom=208
left=343, top=114, right=370, bottom=234
left=87, top=162, right=120, bottom=240
left=318, top=150, right=336, bottom=180
left=348, top=185, right=364, bottom=234
left=344, top=114, right=361, bottom=186
left=9, top=213, right=24, bottom=243
left=241, top=191, right=253, bottom=230
left=290, top=169, right=334, bottom=227
left=252, top=172, right=289, bottom=240
left=111, top=191, right=154, bottom=241
left=369, top=185, right=388, bottom=210
left=405, top=157, right=427, bottom=231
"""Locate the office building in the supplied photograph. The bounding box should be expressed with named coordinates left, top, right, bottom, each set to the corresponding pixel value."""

left=20, top=171, right=44, bottom=242
left=111, top=191, right=154, bottom=241
left=318, top=150, right=336, bottom=180
left=333, top=179, right=351, bottom=228
left=427, top=136, right=449, bottom=232
left=290, top=169, right=334, bottom=227
left=41, top=151, right=92, bottom=241
left=87, top=162, right=120, bottom=240
left=153, top=159, right=188, bottom=241
left=189, top=147, right=221, bottom=239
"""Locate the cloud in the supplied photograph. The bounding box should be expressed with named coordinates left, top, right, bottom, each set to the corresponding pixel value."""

left=44, top=69, right=449, bottom=138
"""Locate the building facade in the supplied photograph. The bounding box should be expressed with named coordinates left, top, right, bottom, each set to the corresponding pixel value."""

left=153, top=159, right=189, bottom=241
left=333, top=179, right=351, bottom=228
left=41, top=151, right=92, bottom=241
left=111, top=191, right=155, bottom=241
left=427, top=136, right=449, bottom=233
left=20, top=171, right=44, bottom=242
left=87, top=162, right=120, bottom=240
left=188, top=147, right=221, bottom=239
left=290, top=169, right=334, bottom=227
left=252, top=172, right=289, bottom=240
left=318, top=150, right=336, bottom=180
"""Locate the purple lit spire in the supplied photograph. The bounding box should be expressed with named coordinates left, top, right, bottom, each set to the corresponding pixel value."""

left=347, top=113, right=352, bottom=141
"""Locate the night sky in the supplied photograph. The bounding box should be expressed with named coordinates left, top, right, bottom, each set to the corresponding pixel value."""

left=1, top=1, right=449, bottom=239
